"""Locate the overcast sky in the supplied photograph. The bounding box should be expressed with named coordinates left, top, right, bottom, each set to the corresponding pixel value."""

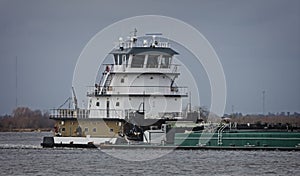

left=0, top=0, right=299, bottom=115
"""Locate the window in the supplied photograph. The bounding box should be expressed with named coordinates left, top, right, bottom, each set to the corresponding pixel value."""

left=161, top=55, right=170, bottom=68
left=85, top=128, right=89, bottom=133
left=114, top=54, right=120, bottom=65
left=131, top=55, right=145, bottom=68
left=93, top=128, right=97, bottom=132
left=110, top=129, right=114, bottom=132
left=122, top=55, right=129, bottom=67
left=147, top=55, right=159, bottom=68
left=121, top=78, right=124, bottom=83
left=96, top=102, right=100, bottom=106
left=116, top=102, right=120, bottom=106
left=61, top=128, right=65, bottom=132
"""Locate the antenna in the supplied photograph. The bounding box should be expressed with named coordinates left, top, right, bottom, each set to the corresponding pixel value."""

left=72, top=87, right=78, bottom=109
left=133, top=28, right=137, bottom=37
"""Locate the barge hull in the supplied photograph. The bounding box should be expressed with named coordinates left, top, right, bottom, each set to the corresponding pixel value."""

left=99, top=144, right=300, bottom=151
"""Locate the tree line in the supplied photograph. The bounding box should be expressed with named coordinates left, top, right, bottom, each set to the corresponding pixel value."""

left=0, top=107, right=54, bottom=132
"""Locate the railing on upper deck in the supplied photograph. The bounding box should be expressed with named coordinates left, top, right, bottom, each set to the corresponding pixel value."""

left=112, top=64, right=180, bottom=73
left=50, top=108, right=187, bottom=120
left=119, top=40, right=170, bottom=49
left=87, top=86, right=188, bottom=96
left=50, top=109, right=125, bottom=119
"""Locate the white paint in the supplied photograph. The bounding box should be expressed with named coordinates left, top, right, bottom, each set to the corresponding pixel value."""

left=53, top=137, right=117, bottom=145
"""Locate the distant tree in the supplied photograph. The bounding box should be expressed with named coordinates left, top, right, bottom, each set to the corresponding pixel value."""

left=0, top=107, right=54, bottom=131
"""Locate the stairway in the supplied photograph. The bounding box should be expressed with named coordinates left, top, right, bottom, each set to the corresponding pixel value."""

left=99, top=72, right=113, bottom=94
left=103, top=74, right=113, bottom=94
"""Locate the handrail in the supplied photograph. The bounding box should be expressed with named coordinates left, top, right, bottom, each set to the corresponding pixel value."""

left=87, top=86, right=188, bottom=96
left=112, top=64, right=180, bottom=73
left=115, top=41, right=170, bottom=49
left=100, top=72, right=110, bottom=94
left=217, top=124, right=228, bottom=145
left=50, top=108, right=125, bottom=119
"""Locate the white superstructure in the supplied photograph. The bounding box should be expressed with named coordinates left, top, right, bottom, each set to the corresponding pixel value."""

left=86, top=31, right=188, bottom=119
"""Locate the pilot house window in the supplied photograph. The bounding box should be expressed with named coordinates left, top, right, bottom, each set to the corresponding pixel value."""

left=131, top=55, right=145, bottom=68
left=114, top=54, right=121, bottom=65
left=147, top=55, right=159, bottom=68
left=161, top=55, right=170, bottom=68
left=114, top=54, right=129, bottom=66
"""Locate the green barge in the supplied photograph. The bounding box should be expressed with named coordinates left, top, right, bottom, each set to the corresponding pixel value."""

left=175, top=131, right=300, bottom=149
left=99, top=130, right=300, bottom=151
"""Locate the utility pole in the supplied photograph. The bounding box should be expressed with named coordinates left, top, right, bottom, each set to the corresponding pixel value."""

left=262, top=90, right=266, bottom=115
left=15, top=56, right=18, bottom=108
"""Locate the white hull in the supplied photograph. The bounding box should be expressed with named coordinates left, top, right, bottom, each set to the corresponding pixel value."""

left=53, top=136, right=117, bottom=145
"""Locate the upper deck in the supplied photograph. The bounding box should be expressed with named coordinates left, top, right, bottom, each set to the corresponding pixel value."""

left=89, top=31, right=187, bottom=97
left=109, top=33, right=180, bottom=74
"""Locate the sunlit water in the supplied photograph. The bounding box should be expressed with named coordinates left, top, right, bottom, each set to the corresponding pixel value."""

left=0, top=132, right=299, bottom=176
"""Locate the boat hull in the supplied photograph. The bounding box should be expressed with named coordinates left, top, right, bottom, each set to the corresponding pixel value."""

left=41, top=136, right=117, bottom=148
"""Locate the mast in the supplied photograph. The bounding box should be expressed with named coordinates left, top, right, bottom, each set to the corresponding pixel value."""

left=72, top=87, right=78, bottom=109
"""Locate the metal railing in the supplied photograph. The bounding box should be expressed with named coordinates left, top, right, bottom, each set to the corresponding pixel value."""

left=50, top=109, right=125, bottom=119
left=87, top=86, right=188, bottom=96
left=217, top=124, right=228, bottom=145
left=112, top=64, right=180, bottom=73
left=50, top=108, right=189, bottom=120
left=117, top=41, right=170, bottom=49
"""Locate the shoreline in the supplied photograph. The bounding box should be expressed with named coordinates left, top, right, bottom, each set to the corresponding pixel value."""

left=0, top=128, right=52, bottom=132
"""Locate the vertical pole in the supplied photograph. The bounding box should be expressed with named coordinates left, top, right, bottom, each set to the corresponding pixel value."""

left=15, top=56, right=18, bottom=108
left=143, top=91, right=145, bottom=113
left=189, top=91, right=192, bottom=112
left=262, top=90, right=265, bottom=115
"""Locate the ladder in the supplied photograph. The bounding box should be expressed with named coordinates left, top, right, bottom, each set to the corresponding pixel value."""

left=99, top=72, right=113, bottom=94
left=103, top=74, right=113, bottom=94
left=217, top=124, right=227, bottom=145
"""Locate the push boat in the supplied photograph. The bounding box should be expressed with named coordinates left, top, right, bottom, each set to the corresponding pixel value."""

left=41, top=30, right=300, bottom=150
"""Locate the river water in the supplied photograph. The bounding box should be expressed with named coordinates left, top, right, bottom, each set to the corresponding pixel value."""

left=0, top=132, right=299, bottom=176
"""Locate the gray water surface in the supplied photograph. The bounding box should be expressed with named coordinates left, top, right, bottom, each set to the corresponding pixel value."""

left=0, top=132, right=299, bottom=176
